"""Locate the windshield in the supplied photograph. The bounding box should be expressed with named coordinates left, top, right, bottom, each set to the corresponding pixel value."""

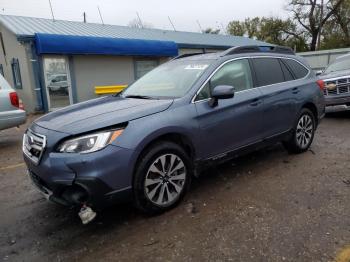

left=324, top=58, right=350, bottom=73
left=122, top=60, right=212, bottom=99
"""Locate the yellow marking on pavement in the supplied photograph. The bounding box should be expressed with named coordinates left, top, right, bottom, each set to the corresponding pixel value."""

left=335, top=245, right=350, bottom=262
left=0, top=163, right=25, bottom=170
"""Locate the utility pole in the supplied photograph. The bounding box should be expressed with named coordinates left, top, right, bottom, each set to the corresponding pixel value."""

left=48, top=0, right=55, bottom=21
left=83, top=12, right=86, bottom=23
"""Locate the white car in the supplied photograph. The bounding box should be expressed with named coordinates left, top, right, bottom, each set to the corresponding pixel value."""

left=0, top=74, right=26, bottom=131
left=48, top=74, right=68, bottom=94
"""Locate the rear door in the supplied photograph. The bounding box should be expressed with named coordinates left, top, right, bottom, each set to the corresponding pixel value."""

left=194, top=58, right=264, bottom=159
left=251, top=57, right=297, bottom=138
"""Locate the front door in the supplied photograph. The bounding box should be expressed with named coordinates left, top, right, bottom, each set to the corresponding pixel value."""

left=43, top=56, right=72, bottom=111
left=194, top=58, right=264, bottom=159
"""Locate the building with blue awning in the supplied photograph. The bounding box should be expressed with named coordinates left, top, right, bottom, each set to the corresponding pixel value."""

left=0, top=14, right=270, bottom=112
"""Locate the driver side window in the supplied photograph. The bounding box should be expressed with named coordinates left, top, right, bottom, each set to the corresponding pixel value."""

left=195, top=59, right=253, bottom=101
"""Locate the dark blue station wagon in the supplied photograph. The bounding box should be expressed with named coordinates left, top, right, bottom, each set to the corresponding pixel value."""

left=23, top=46, right=325, bottom=224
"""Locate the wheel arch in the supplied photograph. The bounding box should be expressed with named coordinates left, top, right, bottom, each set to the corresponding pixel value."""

left=301, top=102, right=319, bottom=126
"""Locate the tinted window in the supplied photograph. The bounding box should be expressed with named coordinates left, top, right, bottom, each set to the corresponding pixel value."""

left=196, top=59, right=253, bottom=101
left=279, top=59, right=294, bottom=81
left=253, top=58, right=284, bottom=86
left=284, top=59, right=308, bottom=79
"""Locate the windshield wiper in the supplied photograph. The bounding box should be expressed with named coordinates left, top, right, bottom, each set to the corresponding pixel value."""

left=124, top=95, right=154, bottom=99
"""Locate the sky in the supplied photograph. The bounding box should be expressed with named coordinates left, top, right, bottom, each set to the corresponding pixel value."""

left=0, top=0, right=289, bottom=32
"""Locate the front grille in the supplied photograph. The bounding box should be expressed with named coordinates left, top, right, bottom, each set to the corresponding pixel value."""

left=324, top=77, right=350, bottom=96
left=23, top=130, right=46, bottom=165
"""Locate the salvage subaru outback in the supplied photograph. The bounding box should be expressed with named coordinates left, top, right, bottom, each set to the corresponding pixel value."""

left=23, top=45, right=325, bottom=224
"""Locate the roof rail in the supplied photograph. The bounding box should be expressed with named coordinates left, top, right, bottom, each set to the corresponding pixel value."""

left=172, top=52, right=204, bottom=60
left=221, top=45, right=295, bottom=56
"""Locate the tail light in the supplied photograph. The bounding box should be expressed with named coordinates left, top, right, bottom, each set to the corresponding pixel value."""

left=316, top=80, right=325, bottom=91
left=9, top=92, right=20, bottom=108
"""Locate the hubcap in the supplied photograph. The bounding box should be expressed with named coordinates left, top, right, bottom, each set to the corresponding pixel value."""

left=144, top=154, right=186, bottom=207
left=296, top=114, right=313, bottom=149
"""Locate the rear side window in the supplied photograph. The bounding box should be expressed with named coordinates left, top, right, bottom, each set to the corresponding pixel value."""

left=279, top=59, right=294, bottom=81
left=283, top=59, right=309, bottom=79
left=252, top=58, right=284, bottom=86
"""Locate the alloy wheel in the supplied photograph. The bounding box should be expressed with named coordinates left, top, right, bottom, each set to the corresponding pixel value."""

left=296, top=114, right=313, bottom=149
left=144, top=154, right=186, bottom=207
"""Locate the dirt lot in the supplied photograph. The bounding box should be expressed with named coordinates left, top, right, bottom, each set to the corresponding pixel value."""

left=0, top=111, right=350, bottom=262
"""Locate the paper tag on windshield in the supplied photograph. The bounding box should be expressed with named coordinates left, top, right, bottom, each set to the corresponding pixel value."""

left=184, top=64, right=208, bottom=70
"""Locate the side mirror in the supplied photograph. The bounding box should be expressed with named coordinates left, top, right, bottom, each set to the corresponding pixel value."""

left=209, top=85, right=234, bottom=107
left=316, top=70, right=323, bottom=76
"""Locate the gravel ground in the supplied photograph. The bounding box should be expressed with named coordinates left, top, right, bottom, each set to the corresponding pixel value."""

left=0, top=111, right=349, bottom=262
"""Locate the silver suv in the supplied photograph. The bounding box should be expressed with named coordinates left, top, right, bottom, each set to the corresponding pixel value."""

left=0, top=74, right=26, bottom=131
left=317, top=54, right=350, bottom=108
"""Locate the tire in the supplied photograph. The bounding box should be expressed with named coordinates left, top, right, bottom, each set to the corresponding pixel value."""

left=283, top=108, right=316, bottom=154
left=133, top=141, right=192, bottom=214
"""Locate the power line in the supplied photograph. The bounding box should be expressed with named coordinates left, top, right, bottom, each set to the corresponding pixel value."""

left=136, top=12, right=143, bottom=28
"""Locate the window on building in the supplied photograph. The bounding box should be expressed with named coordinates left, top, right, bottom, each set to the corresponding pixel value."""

left=0, top=64, right=3, bottom=76
left=135, top=59, right=159, bottom=79
left=252, top=58, right=285, bottom=87
left=11, top=58, right=22, bottom=89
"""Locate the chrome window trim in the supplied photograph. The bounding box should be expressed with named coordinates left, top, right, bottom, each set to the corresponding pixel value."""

left=191, top=56, right=311, bottom=103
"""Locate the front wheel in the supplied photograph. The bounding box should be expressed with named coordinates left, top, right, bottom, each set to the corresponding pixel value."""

left=133, top=142, right=192, bottom=214
left=283, top=108, right=316, bottom=154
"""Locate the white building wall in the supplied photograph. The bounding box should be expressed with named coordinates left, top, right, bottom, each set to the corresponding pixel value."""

left=0, top=25, right=36, bottom=112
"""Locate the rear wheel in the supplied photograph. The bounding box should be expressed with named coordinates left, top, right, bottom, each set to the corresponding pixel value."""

left=133, top=141, right=192, bottom=214
left=283, top=108, right=316, bottom=154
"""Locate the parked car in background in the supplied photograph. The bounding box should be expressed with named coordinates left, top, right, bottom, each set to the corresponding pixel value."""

left=23, top=45, right=325, bottom=224
left=47, top=74, right=69, bottom=94
left=0, top=74, right=26, bottom=131
left=317, top=53, right=350, bottom=108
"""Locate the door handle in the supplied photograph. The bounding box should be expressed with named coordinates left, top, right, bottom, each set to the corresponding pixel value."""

left=292, top=87, right=300, bottom=94
left=250, top=98, right=261, bottom=106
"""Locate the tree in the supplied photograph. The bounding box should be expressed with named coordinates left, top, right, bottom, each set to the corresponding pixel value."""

left=128, top=18, right=153, bottom=29
left=287, top=0, right=345, bottom=51
left=226, top=17, right=309, bottom=51
left=202, top=28, right=220, bottom=34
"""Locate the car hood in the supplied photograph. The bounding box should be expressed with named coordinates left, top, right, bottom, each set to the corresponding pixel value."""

left=34, top=96, right=173, bottom=134
left=319, top=69, right=350, bottom=80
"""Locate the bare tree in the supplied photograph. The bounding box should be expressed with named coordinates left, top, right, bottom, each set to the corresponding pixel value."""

left=287, top=0, right=345, bottom=50
left=128, top=18, right=153, bottom=29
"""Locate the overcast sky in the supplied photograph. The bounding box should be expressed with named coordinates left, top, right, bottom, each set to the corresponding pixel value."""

left=1, top=0, right=289, bottom=32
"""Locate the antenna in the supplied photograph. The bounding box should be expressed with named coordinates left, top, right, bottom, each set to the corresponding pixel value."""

left=83, top=12, right=86, bottom=23
left=97, top=6, right=104, bottom=25
left=136, top=12, right=143, bottom=28
left=168, top=16, right=176, bottom=31
left=48, top=0, right=55, bottom=21
left=196, top=20, right=203, bottom=33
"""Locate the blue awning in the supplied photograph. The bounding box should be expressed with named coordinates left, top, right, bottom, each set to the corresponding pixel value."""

left=34, top=33, right=178, bottom=57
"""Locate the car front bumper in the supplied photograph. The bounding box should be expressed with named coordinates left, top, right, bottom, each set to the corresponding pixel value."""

left=325, top=95, right=350, bottom=106
left=24, top=142, right=136, bottom=209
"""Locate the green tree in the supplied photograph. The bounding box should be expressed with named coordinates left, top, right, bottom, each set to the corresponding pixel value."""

left=287, top=0, right=345, bottom=51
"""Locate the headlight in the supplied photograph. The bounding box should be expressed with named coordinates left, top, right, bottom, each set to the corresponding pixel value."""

left=57, top=129, right=124, bottom=153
